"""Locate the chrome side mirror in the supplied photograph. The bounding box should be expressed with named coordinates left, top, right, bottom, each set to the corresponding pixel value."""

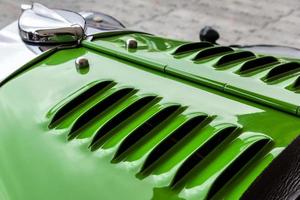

left=18, top=3, right=86, bottom=44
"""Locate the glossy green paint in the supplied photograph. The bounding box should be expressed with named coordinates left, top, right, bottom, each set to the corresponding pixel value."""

left=0, top=33, right=299, bottom=200
left=87, top=34, right=300, bottom=116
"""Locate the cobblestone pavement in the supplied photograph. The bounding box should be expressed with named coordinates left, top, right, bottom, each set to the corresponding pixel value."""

left=1, top=0, right=300, bottom=47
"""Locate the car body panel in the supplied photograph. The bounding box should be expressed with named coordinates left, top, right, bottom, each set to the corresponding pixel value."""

left=0, top=33, right=299, bottom=199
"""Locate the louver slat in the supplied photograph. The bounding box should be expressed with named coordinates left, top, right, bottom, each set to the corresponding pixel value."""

left=206, top=138, right=270, bottom=200
left=112, top=105, right=183, bottom=162
left=123, top=115, right=191, bottom=164
left=46, top=78, right=277, bottom=200
left=170, top=125, right=239, bottom=186
left=98, top=104, right=170, bottom=151
left=238, top=56, right=279, bottom=74
left=68, top=88, right=137, bottom=139
left=215, top=51, right=256, bottom=68
left=139, top=115, right=209, bottom=175
left=172, top=42, right=213, bottom=55
left=176, top=133, right=272, bottom=200
left=90, top=95, right=160, bottom=150
left=264, top=62, right=300, bottom=82
left=49, top=80, right=115, bottom=128
left=76, top=94, right=144, bottom=139
left=193, top=46, right=234, bottom=61
left=291, top=76, right=300, bottom=91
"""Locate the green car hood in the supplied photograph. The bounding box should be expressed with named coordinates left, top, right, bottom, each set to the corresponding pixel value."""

left=0, top=33, right=299, bottom=200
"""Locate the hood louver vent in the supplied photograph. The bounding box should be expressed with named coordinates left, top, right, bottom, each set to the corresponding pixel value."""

left=139, top=114, right=209, bottom=175
left=112, top=104, right=183, bottom=162
left=238, top=56, right=279, bottom=74
left=263, top=62, right=300, bottom=83
left=215, top=51, right=256, bottom=68
left=193, top=46, right=234, bottom=61
left=68, top=87, right=137, bottom=139
left=49, top=80, right=116, bottom=128
left=49, top=81, right=274, bottom=199
left=172, top=42, right=300, bottom=95
left=205, top=137, right=271, bottom=200
left=176, top=133, right=271, bottom=200
left=90, top=95, right=160, bottom=150
left=172, top=42, right=213, bottom=55
left=291, top=76, right=300, bottom=91
left=170, top=125, right=239, bottom=187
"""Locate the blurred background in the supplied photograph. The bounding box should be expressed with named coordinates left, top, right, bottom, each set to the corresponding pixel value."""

left=1, top=0, right=300, bottom=47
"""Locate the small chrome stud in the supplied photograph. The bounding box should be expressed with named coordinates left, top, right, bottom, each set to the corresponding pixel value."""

left=126, top=39, right=138, bottom=49
left=75, top=57, right=90, bottom=74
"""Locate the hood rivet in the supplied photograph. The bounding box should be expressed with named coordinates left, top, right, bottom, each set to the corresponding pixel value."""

left=126, top=39, right=138, bottom=49
left=75, top=57, right=90, bottom=74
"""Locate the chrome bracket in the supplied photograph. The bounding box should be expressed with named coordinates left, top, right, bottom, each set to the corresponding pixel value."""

left=18, top=3, right=86, bottom=44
